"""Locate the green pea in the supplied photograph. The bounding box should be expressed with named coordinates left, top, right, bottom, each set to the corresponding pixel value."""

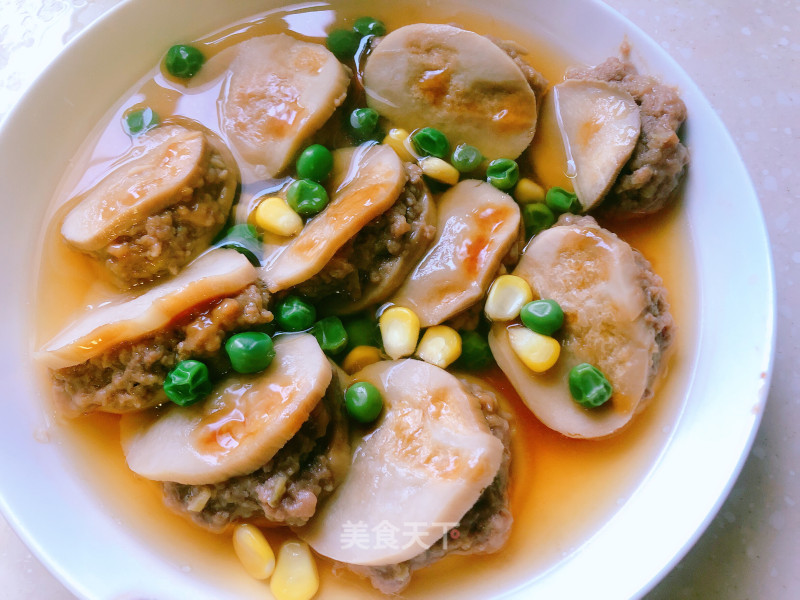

left=411, top=127, right=449, bottom=159
left=344, top=315, right=379, bottom=350
left=349, top=107, right=380, bottom=140
left=521, top=203, right=556, bottom=239
left=212, top=223, right=263, bottom=266
left=455, top=330, right=494, bottom=371
left=520, top=299, right=564, bottom=336
left=451, top=144, right=483, bottom=173
left=275, top=296, right=316, bottom=332
left=296, top=144, right=333, bottom=182
left=225, top=332, right=275, bottom=374
left=123, top=107, right=159, bottom=136
left=345, top=381, right=384, bottom=423
left=569, top=363, right=613, bottom=409
left=165, top=44, right=205, bottom=79
left=164, top=360, right=212, bottom=406
left=286, top=179, right=329, bottom=217
left=486, top=158, right=519, bottom=190
left=545, top=186, right=582, bottom=214
left=353, top=16, right=386, bottom=37
left=311, top=316, right=349, bottom=355
left=327, top=29, right=361, bottom=60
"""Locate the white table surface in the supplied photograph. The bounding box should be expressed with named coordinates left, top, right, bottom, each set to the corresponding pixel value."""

left=1, top=0, right=797, bottom=598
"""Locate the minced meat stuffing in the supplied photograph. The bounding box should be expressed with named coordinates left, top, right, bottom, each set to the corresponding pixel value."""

left=162, top=367, right=350, bottom=531
left=340, top=380, right=513, bottom=594
left=566, top=46, right=689, bottom=216
left=98, top=149, right=235, bottom=287
left=491, top=36, right=548, bottom=100
left=635, top=249, right=674, bottom=404
left=52, top=282, right=272, bottom=416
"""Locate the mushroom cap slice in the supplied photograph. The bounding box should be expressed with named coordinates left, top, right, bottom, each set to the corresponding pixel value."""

left=222, top=34, right=350, bottom=177
left=36, top=249, right=256, bottom=370
left=261, top=144, right=407, bottom=292
left=120, top=333, right=332, bottom=485
left=363, top=23, right=538, bottom=161
left=391, top=180, right=520, bottom=327
left=554, top=79, right=641, bottom=210
left=489, top=216, right=663, bottom=438
left=61, top=125, right=221, bottom=251
left=297, top=359, right=503, bottom=566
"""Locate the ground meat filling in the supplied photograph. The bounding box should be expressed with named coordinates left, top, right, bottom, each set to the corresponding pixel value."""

left=162, top=368, right=350, bottom=532
left=635, top=250, right=675, bottom=404
left=52, top=282, right=272, bottom=416
left=293, top=163, right=435, bottom=303
left=98, top=148, right=235, bottom=287
left=566, top=50, right=689, bottom=216
left=341, top=383, right=513, bottom=595
left=491, top=37, right=549, bottom=100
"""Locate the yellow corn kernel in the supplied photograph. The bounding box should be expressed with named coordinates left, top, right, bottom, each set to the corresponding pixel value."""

left=379, top=306, right=420, bottom=359
left=508, top=325, right=560, bottom=372
left=383, top=128, right=416, bottom=162
left=342, top=345, right=382, bottom=375
left=255, top=196, right=304, bottom=237
left=484, top=275, right=533, bottom=321
left=270, top=540, right=319, bottom=600
left=232, top=524, right=275, bottom=580
left=514, top=177, right=546, bottom=204
left=416, top=325, right=462, bottom=368
left=419, top=156, right=460, bottom=186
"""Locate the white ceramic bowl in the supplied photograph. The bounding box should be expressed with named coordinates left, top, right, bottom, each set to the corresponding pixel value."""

left=0, top=1, right=774, bottom=598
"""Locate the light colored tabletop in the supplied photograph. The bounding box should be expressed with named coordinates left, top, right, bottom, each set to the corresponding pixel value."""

left=1, top=0, right=797, bottom=598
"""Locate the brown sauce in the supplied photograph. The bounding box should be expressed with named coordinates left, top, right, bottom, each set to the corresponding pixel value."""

left=33, top=1, right=697, bottom=597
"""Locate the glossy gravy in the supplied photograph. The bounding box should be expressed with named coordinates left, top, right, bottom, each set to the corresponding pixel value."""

left=33, top=2, right=696, bottom=597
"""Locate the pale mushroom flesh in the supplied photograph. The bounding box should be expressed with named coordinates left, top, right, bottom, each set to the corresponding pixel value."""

left=391, top=180, right=520, bottom=327
left=221, top=34, right=350, bottom=178
left=364, top=23, right=539, bottom=161
left=554, top=79, right=641, bottom=210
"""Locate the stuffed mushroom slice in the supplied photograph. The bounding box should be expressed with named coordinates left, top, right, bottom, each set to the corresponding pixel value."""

left=120, top=334, right=332, bottom=485
left=489, top=215, right=673, bottom=438
left=161, top=362, right=350, bottom=531
left=261, top=144, right=407, bottom=292
left=554, top=79, right=641, bottom=211
left=37, top=249, right=257, bottom=371
left=37, top=249, right=272, bottom=415
left=298, top=359, right=504, bottom=567
left=298, top=162, right=437, bottom=313
left=61, top=124, right=238, bottom=287
left=391, top=180, right=520, bottom=327
left=564, top=53, right=689, bottom=216
left=221, top=34, right=350, bottom=178
left=364, top=23, right=539, bottom=160
left=340, top=372, right=514, bottom=594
